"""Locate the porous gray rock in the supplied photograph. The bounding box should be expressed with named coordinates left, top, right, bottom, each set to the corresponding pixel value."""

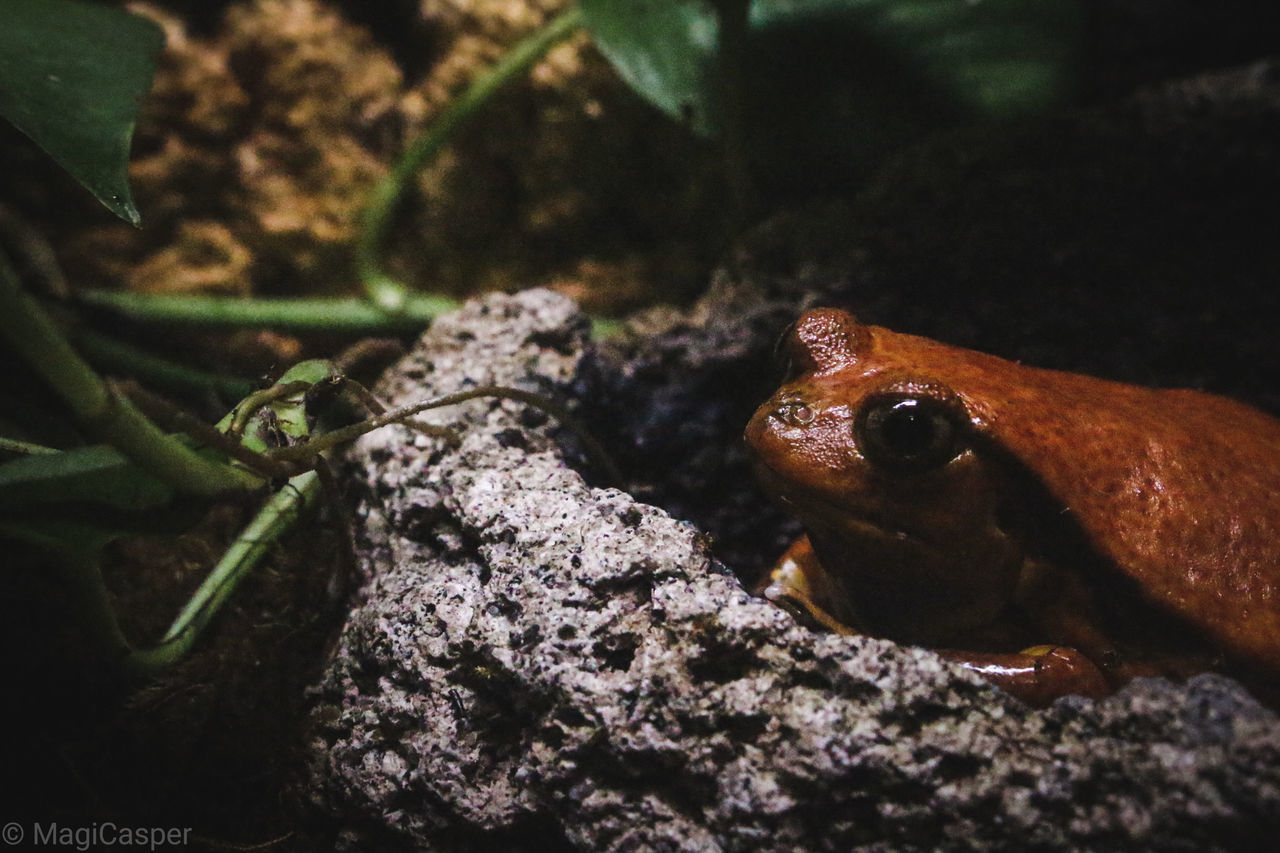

left=306, top=289, right=1280, bottom=851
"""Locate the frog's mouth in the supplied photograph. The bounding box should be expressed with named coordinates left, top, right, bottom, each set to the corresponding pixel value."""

left=752, top=460, right=943, bottom=557
left=769, top=486, right=1014, bottom=644
left=792, top=491, right=903, bottom=536
left=751, top=453, right=1025, bottom=644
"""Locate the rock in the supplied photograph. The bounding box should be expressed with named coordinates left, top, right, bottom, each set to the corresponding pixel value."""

left=305, top=289, right=1280, bottom=851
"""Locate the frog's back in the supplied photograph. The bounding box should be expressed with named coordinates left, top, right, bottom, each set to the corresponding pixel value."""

left=968, top=364, right=1280, bottom=672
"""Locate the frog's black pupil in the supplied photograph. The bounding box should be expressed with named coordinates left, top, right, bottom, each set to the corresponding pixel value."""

left=880, top=400, right=936, bottom=456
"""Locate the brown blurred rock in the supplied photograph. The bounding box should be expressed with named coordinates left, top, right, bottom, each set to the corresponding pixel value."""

left=1, top=0, right=725, bottom=314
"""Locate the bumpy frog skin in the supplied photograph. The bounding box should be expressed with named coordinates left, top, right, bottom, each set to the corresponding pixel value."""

left=745, top=308, right=1280, bottom=705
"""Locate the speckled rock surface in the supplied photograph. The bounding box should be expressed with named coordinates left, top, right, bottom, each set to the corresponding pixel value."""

left=305, top=289, right=1280, bottom=851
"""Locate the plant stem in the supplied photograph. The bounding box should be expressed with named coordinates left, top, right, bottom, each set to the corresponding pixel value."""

left=75, top=289, right=457, bottom=333
left=268, top=384, right=623, bottom=484
left=0, top=250, right=260, bottom=496
left=0, top=521, right=135, bottom=667
left=0, top=436, right=59, bottom=455
left=71, top=328, right=255, bottom=401
left=58, top=548, right=136, bottom=665
left=123, top=469, right=321, bottom=677
left=357, top=6, right=585, bottom=310
left=709, top=0, right=757, bottom=230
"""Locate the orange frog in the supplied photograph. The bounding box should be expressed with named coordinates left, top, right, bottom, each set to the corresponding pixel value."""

left=745, top=308, right=1280, bottom=705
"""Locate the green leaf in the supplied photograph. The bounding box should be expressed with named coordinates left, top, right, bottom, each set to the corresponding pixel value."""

left=215, top=358, right=340, bottom=452
left=0, top=0, right=164, bottom=225
left=582, top=0, right=721, bottom=135
left=0, top=517, right=140, bottom=563
left=0, top=442, right=208, bottom=567
left=583, top=0, right=1083, bottom=181
left=0, top=443, right=174, bottom=511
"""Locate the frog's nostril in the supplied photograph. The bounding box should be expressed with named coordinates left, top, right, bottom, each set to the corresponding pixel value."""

left=778, top=402, right=815, bottom=427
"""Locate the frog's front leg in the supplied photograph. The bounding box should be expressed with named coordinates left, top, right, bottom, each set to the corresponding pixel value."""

left=759, top=536, right=1110, bottom=706
left=936, top=645, right=1110, bottom=707
left=758, top=535, right=859, bottom=635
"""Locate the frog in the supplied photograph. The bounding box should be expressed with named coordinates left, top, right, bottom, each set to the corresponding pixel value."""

left=744, top=307, right=1280, bottom=706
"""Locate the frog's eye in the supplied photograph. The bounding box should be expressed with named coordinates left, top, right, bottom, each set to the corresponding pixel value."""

left=856, top=393, right=964, bottom=473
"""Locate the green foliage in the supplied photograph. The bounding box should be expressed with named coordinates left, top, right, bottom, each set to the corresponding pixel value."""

left=218, top=358, right=339, bottom=454
left=0, top=6, right=619, bottom=680
left=357, top=6, right=583, bottom=310
left=583, top=0, right=724, bottom=136
left=0, top=0, right=163, bottom=225
left=582, top=0, right=1083, bottom=183
left=0, top=443, right=173, bottom=511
